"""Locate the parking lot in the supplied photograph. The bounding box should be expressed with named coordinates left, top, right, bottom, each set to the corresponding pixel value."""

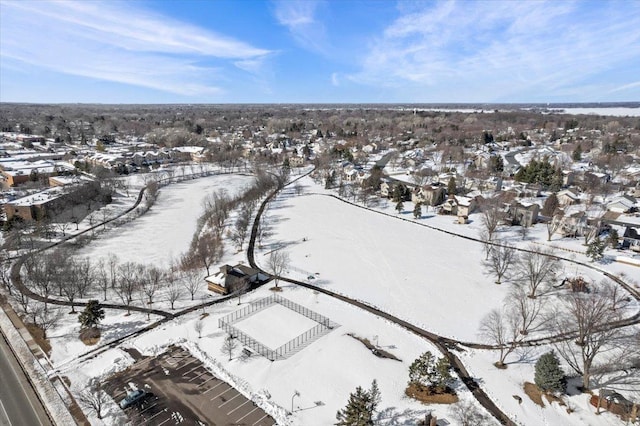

left=106, top=346, right=275, bottom=425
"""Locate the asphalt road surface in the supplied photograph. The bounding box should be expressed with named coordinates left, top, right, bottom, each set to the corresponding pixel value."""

left=0, top=330, right=52, bottom=426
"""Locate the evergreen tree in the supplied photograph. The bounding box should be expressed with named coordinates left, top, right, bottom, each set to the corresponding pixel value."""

left=514, top=157, right=557, bottom=188
left=395, top=201, right=404, bottom=214
left=550, top=169, right=563, bottom=192
left=367, top=380, right=381, bottom=416
left=435, top=356, right=453, bottom=392
left=413, top=202, right=422, bottom=219
left=534, top=351, right=566, bottom=393
left=78, top=300, right=105, bottom=329
left=336, top=385, right=374, bottom=426
left=489, top=155, right=504, bottom=173
left=325, top=170, right=336, bottom=189
left=586, top=237, right=606, bottom=262
left=572, top=145, right=582, bottom=161
left=392, top=184, right=407, bottom=202
left=607, top=229, right=619, bottom=248
left=447, top=177, right=457, bottom=195
left=408, top=351, right=452, bottom=392
left=482, top=131, right=494, bottom=144
left=541, top=193, right=559, bottom=217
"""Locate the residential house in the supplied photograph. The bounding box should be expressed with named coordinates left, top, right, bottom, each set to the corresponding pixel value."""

left=506, top=201, right=540, bottom=227
left=411, top=184, right=446, bottom=206
left=607, top=195, right=637, bottom=214
left=562, top=170, right=575, bottom=187
left=440, top=195, right=477, bottom=217
left=557, top=188, right=580, bottom=206
left=205, top=264, right=270, bottom=295
left=601, top=212, right=640, bottom=252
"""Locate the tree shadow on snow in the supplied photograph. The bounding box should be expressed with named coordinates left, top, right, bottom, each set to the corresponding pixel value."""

left=375, top=407, right=433, bottom=425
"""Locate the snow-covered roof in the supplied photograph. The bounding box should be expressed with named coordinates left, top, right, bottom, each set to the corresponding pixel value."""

left=6, top=186, right=66, bottom=206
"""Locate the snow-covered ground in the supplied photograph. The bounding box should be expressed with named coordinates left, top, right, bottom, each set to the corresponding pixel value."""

left=557, top=107, right=640, bottom=117
left=258, top=179, right=635, bottom=342
left=22, top=172, right=638, bottom=426
left=80, top=173, right=254, bottom=266
left=90, top=284, right=488, bottom=426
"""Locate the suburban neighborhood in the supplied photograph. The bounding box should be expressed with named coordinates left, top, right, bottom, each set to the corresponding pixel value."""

left=0, top=102, right=639, bottom=426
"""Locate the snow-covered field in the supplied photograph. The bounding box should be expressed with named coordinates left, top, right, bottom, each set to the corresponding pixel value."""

left=24, top=172, right=638, bottom=426
left=557, top=107, right=640, bottom=117
left=258, top=180, right=633, bottom=342
left=80, top=173, right=254, bottom=266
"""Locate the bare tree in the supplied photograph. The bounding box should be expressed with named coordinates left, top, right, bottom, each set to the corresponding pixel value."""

left=230, top=202, right=254, bottom=251
left=53, top=221, right=71, bottom=237
left=0, top=256, right=11, bottom=296
left=202, top=190, right=230, bottom=233
left=24, top=255, right=55, bottom=308
left=144, top=179, right=159, bottom=209
left=480, top=200, right=502, bottom=242
left=479, top=307, right=521, bottom=367
left=510, top=286, right=543, bottom=335
left=94, top=260, right=109, bottom=301
left=184, top=231, right=223, bottom=276
left=77, top=379, right=109, bottom=420
left=107, top=253, right=118, bottom=289
left=34, top=305, right=63, bottom=339
left=141, top=266, right=163, bottom=305
left=116, top=262, right=139, bottom=314
left=448, top=400, right=491, bottom=426
left=256, top=217, right=272, bottom=248
left=165, top=272, right=181, bottom=309
left=515, top=246, right=560, bottom=298
left=483, top=242, right=517, bottom=284
left=546, top=215, right=562, bottom=241
left=194, top=320, right=204, bottom=338
left=268, top=249, right=290, bottom=288
left=229, top=276, right=251, bottom=305
left=60, top=261, right=80, bottom=313
left=100, top=207, right=112, bottom=230
left=74, top=258, right=94, bottom=299
left=181, top=270, right=202, bottom=301
left=221, top=334, right=238, bottom=361
left=11, top=290, right=32, bottom=319
left=552, top=287, right=625, bottom=390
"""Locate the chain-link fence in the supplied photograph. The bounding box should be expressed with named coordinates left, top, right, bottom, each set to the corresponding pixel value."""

left=218, top=294, right=339, bottom=361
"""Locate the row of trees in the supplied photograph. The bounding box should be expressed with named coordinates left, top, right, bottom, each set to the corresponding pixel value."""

left=21, top=250, right=208, bottom=315
left=179, top=171, right=279, bottom=278
left=483, top=242, right=559, bottom=297
left=480, top=277, right=636, bottom=390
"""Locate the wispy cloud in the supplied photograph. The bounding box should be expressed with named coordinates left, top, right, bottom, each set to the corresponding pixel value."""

left=0, top=0, right=271, bottom=97
left=349, top=0, right=640, bottom=101
left=272, top=0, right=328, bottom=54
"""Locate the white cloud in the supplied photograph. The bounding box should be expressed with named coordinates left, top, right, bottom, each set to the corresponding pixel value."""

left=349, top=0, right=640, bottom=101
left=272, top=0, right=328, bottom=54
left=331, top=73, right=340, bottom=86
left=0, top=0, right=271, bottom=97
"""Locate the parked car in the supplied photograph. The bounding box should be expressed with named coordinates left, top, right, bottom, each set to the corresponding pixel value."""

left=119, top=389, right=148, bottom=409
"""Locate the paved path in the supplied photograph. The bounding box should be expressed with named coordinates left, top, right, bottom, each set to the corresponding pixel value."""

left=247, top=171, right=640, bottom=426
left=0, top=328, right=52, bottom=426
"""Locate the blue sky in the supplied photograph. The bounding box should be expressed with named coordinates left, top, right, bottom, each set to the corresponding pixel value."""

left=1, top=0, right=639, bottom=103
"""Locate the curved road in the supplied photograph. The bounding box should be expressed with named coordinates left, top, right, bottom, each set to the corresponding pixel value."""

left=0, top=328, right=52, bottom=426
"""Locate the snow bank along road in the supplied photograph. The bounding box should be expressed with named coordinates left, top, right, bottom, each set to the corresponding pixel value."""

left=0, top=327, right=52, bottom=426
